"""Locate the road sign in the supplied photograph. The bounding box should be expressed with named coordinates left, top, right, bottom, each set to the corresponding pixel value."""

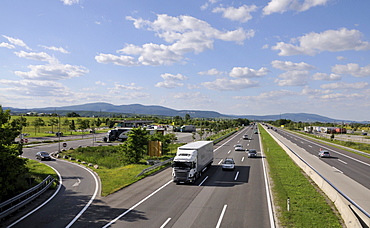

left=63, top=142, right=67, bottom=147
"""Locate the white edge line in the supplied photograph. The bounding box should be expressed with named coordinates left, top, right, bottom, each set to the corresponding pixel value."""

left=102, top=180, right=173, bottom=228
left=215, top=204, right=227, bottom=228
left=259, top=127, right=276, bottom=228
left=7, top=165, right=63, bottom=228
left=65, top=160, right=100, bottom=228
left=198, top=176, right=208, bottom=186
left=160, top=218, right=171, bottom=228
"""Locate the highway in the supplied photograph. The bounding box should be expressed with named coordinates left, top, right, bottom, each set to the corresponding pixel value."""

left=72, top=125, right=274, bottom=227
left=7, top=125, right=275, bottom=227
left=274, top=128, right=370, bottom=189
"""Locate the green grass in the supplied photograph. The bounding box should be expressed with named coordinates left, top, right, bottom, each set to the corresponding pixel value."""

left=26, top=159, right=59, bottom=188
left=259, top=125, right=343, bottom=227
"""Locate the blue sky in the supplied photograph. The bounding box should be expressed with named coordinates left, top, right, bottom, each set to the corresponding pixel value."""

left=1, top=0, right=369, bottom=121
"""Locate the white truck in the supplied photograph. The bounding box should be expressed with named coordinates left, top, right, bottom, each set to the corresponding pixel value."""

left=172, top=141, right=214, bottom=183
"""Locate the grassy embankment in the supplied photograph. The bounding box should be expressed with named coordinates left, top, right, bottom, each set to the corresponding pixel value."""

left=259, top=125, right=343, bottom=227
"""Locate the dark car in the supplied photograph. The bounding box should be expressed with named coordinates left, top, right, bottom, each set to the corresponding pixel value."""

left=247, top=149, right=257, bottom=158
left=36, top=151, right=51, bottom=161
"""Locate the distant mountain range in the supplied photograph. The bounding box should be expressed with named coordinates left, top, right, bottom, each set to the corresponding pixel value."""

left=3, top=102, right=357, bottom=123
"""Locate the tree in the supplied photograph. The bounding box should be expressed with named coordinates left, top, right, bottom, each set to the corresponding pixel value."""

left=120, top=128, right=148, bottom=164
left=32, top=118, right=45, bottom=135
left=0, top=106, right=28, bottom=202
left=48, top=118, right=59, bottom=132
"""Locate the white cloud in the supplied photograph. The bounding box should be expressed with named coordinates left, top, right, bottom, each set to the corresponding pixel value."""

left=96, top=14, right=255, bottom=66
left=263, top=0, right=330, bottom=15
left=155, top=80, right=184, bottom=89
left=312, top=72, right=341, bottom=81
left=111, top=82, right=144, bottom=91
left=0, top=79, right=67, bottom=96
left=0, top=42, right=15, bottom=49
left=15, top=51, right=57, bottom=63
left=272, top=28, right=370, bottom=56
left=320, top=82, right=369, bottom=90
left=14, top=64, right=89, bottom=80
left=198, top=68, right=224, bottom=76
left=95, top=81, right=106, bottom=86
left=271, top=60, right=316, bottom=71
left=202, top=78, right=258, bottom=91
left=332, top=63, right=370, bottom=77
left=160, top=73, right=188, bottom=81
left=229, top=67, right=269, bottom=78
left=155, top=73, right=188, bottom=89
left=39, top=45, right=70, bottom=54
left=274, top=70, right=309, bottom=86
left=336, top=56, right=346, bottom=61
left=320, top=93, right=364, bottom=100
left=201, top=0, right=219, bottom=10
left=60, top=0, right=80, bottom=5
left=95, top=53, right=139, bottom=66
left=212, top=5, right=258, bottom=23
left=233, top=89, right=297, bottom=100
left=2, top=35, right=31, bottom=50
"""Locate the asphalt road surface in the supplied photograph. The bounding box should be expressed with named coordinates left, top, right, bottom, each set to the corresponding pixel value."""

left=6, top=125, right=275, bottom=228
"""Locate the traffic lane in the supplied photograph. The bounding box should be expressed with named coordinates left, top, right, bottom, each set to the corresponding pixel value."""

left=275, top=129, right=370, bottom=189
left=15, top=148, right=99, bottom=228
left=170, top=146, right=269, bottom=227
left=267, top=128, right=370, bottom=215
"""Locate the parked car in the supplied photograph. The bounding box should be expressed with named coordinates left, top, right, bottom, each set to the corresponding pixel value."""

left=36, top=151, right=51, bottom=161
left=242, top=134, right=248, bottom=139
left=222, top=158, right=235, bottom=170
left=254, top=130, right=258, bottom=134
left=234, top=144, right=244, bottom=151
left=318, top=150, right=330, bottom=158
left=248, top=149, right=257, bottom=158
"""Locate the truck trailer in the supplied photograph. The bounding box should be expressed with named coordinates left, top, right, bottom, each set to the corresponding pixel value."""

left=172, top=141, right=213, bottom=183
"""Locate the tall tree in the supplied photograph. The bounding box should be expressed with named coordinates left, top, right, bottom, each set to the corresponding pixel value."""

left=0, top=106, right=28, bottom=202
left=120, top=127, right=148, bottom=164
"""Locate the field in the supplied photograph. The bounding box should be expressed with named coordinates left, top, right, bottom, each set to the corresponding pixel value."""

left=11, top=116, right=108, bottom=137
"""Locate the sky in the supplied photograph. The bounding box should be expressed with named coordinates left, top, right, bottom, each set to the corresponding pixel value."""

left=1, top=0, right=370, bottom=121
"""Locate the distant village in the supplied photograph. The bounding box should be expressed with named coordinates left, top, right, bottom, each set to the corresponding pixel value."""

left=304, top=126, right=347, bottom=134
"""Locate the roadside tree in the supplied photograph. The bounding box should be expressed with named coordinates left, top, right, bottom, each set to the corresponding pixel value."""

left=0, top=106, right=28, bottom=202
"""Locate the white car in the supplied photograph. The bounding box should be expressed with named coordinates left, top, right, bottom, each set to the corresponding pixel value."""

left=234, top=144, right=244, bottom=151
left=222, top=158, right=235, bottom=170
left=242, top=134, right=248, bottom=139
left=318, top=150, right=330, bottom=158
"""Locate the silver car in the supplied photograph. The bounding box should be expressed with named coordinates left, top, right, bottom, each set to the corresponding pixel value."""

left=222, top=158, right=235, bottom=170
left=318, top=150, right=330, bottom=158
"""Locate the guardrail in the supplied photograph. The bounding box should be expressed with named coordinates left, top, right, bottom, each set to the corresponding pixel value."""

left=0, top=175, right=56, bottom=220
left=265, top=127, right=370, bottom=228
left=136, top=158, right=173, bottom=177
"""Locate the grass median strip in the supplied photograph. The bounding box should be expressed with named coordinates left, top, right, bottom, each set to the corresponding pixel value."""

left=259, top=126, right=343, bottom=227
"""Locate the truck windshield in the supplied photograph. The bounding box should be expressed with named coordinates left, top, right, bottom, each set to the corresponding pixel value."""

left=173, top=161, right=193, bottom=169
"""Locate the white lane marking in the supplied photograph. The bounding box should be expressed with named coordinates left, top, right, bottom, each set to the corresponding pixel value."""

left=8, top=166, right=63, bottom=228
left=283, top=131, right=370, bottom=167
left=103, top=180, right=173, bottom=228
left=160, top=218, right=171, bottom=228
left=66, top=161, right=100, bottom=228
left=234, top=171, right=239, bottom=181
left=218, top=159, right=223, bottom=165
left=228, top=150, right=231, bottom=154
left=338, top=159, right=347, bottom=164
left=260, top=127, right=276, bottom=228
left=216, top=205, right=228, bottom=228
left=199, top=176, right=208, bottom=186
left=332, top=166, right=344, bottom=174
left=72, top=178, right=81, bottom=187
left=308, top=145, right=312, bottom=148
left=241, top=157, right=244, bottom=162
